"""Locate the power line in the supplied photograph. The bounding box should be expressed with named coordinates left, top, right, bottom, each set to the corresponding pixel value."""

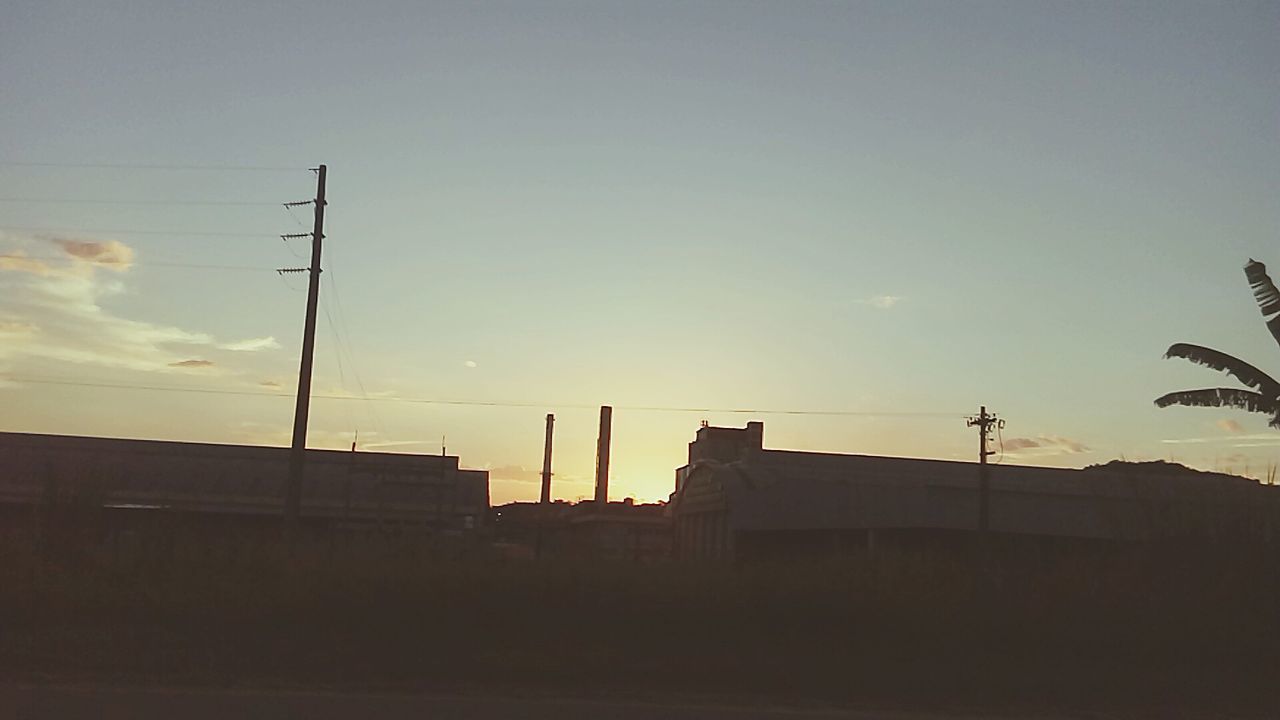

left=0, top=198, right=282, bottom=207
left=0, top=161, right=308, bottom=172
left=324, top=268, right=386, bottom=440
left=0, top=375, right=967, bottom=417
left=0, top=225, right=276, bottom=238
left=320, top=292, right=358, bottom=440
left=0, top=254, right=275, bottom=272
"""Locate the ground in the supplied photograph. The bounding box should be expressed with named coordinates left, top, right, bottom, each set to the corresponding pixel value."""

left=3, top=684, right=1258, bottom=720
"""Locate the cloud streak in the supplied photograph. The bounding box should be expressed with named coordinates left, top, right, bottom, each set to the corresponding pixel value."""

left=1001, top=435, right=1090, bottom=456
left=0, top=231, right=279, bottom=375
left=1217, top=418, right=1244, bottom=434
left=486, top=464, right=542, bottom=482
left=0, top=252, right=52, bottom=276
left=1162, top=433, right=1280, bottom=446
left=221, top=336, right=280, bottom=352
left=51, top=238, right=134, bottom=270
left=861, top=295, right=902, bottom=309
left=169, top=359, right=215, bottom=369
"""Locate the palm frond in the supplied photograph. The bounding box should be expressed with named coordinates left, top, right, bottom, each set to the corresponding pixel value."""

left=1244, top=259, right=1280, bottom=348
left=1163, top=343, right=1280, bottom=398
left=1154, top=388, right=1279, bottom=414
left=1155, top=388, right=1280, bottom=428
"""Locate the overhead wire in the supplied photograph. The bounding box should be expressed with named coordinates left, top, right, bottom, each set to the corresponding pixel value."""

left=0, top=161, right=308, bottom=172
left=0, top=225, right=278, bottom=238
left=0, top=198, right=283, bottom=206
left=0, top=253, right=276, bottom=272
left=1, top=162, right=969, bottom=436
left=323, top=267, right=387, bottom=440
left=320, top=292, right=359, bottom=442
left=0, top=376, right=968, bottom=417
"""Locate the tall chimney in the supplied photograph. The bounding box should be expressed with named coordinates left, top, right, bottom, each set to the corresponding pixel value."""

left=594, top=405, right=612, bottom=506
left=540, top=413, right=555, bottom=505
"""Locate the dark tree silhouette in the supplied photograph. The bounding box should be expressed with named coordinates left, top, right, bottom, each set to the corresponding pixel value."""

left=1156, top=259, right=1280, bottom=428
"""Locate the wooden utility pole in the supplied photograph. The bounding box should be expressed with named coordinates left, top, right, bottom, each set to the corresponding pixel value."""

left=285, top=164, right=327, bottom=525
left=966, top=405, right=1003, bottom=534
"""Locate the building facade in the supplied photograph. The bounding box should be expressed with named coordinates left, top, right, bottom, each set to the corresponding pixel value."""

left=0, top=431, right=490, bottom=533
left=670, top=423, right=1279, bottom=560
left=493, top=499, right=670, bottom=562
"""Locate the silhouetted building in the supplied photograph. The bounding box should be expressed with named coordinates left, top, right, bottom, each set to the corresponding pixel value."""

left=670, top=423, right=1279, bottom=560
left=493, top=498, right=670, bottom=562
left=0, top=432, right=489, bottom=533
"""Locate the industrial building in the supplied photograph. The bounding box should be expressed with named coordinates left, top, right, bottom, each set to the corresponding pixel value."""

left=493, top=499, right=671, bottom=562
left=670, top=422, right=1280, bottom=560
left=0, top=431, right=490, bottom=533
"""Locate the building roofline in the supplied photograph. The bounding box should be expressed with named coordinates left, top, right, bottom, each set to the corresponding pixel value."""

left=0, top=431, right=473, bottom=470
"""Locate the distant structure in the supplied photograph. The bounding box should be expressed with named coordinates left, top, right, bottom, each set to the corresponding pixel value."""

left=594, top=405, right=612, bottom=505
left=539, top=413, right=555, bottom=505
left=494, top=499, right=670, bottom=562
left=669, top=423, right=1279, bottom=561
left=0, top=432, right=490, bottom=534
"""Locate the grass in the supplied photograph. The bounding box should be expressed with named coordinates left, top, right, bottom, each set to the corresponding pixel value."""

left=3, top=513, right=1279, bottom=713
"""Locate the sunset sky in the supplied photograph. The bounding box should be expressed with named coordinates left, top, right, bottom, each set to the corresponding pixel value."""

left=2, top=1, right=1279, bottom=504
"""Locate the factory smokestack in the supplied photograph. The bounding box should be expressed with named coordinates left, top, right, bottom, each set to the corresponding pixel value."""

left=540, top=413, right=555, bottom=505
left=594, top=405, right=612, bottom=506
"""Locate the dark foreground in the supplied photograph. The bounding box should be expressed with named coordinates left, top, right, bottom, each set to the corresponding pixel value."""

left=0, top=684, right=1247, bottom=720
left=4, top=524, right=1279, bottom=715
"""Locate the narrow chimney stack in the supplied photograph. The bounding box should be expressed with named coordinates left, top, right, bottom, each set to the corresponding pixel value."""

left=594, top=405, right=612, bottom=506
left=540, top=413, right=555, bottom=505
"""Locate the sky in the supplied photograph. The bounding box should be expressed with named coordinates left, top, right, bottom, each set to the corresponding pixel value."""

left=2, top=1, right=1279, bottom=504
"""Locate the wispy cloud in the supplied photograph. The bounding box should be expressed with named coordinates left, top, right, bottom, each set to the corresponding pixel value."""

left=483, top=463, right=590, bottom=485
left=0, top=231, right=275, bottom=375
left=259, top=380, right=283, bottom=389
left=230, top=421, right=364, bottom=449
left=1162, top=432, right=1280, bottom=446
left=0, top=252, right=52, bottom=276
left=1217, top=418, right=1244, bottom=434
left=464, top=359, right=478, bottom=368
left=861, top=295, right=902, bottom=309
left=221, top=336, right=280, bottom=352
left=51, top=238, right=134, bottom=270
left=362, top=440, right=436, bottom=450
left=0, top=320, right=37, bottom=337
left=168, top=359, right=215, bottom=369
left=486, top=464, right=542, bottom=482
left=1230, top=439, right=1280, bottom=448
left=1002, top=435, right=1089, bottom=456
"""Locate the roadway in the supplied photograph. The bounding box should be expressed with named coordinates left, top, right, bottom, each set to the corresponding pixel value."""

left=0, top=684, right=1092, bottom=720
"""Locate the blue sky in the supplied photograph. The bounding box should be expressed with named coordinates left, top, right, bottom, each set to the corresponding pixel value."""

left=2, top=1, right=1279, bottom=502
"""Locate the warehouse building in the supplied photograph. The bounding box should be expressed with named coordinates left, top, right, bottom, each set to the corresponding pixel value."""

left=670, top=422, right=1279, bottom=560
left=0, top=431, right=490, bottom=533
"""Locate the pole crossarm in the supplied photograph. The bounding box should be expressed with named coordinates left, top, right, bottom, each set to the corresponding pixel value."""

left=966, top=406, right=1005, bottom=534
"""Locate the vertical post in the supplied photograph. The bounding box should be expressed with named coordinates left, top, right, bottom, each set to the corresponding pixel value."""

left=285, top=164, right=327, bottom=525
left=594, top=405, right=612, bottom=506
left=540, top=414, right=555, bottom=505
left=977, top=405, right=989, bottom=534
left=966, top=405, right=1003, bottom=538
left=535, top=413, right=555, bottom=559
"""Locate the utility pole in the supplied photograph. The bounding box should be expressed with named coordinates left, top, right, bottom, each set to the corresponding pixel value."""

left=535, top=413, right=555, bottom=559
left=966, top=405, right=1004, bottom=535
left=284, top=164, right=327, bottom=525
